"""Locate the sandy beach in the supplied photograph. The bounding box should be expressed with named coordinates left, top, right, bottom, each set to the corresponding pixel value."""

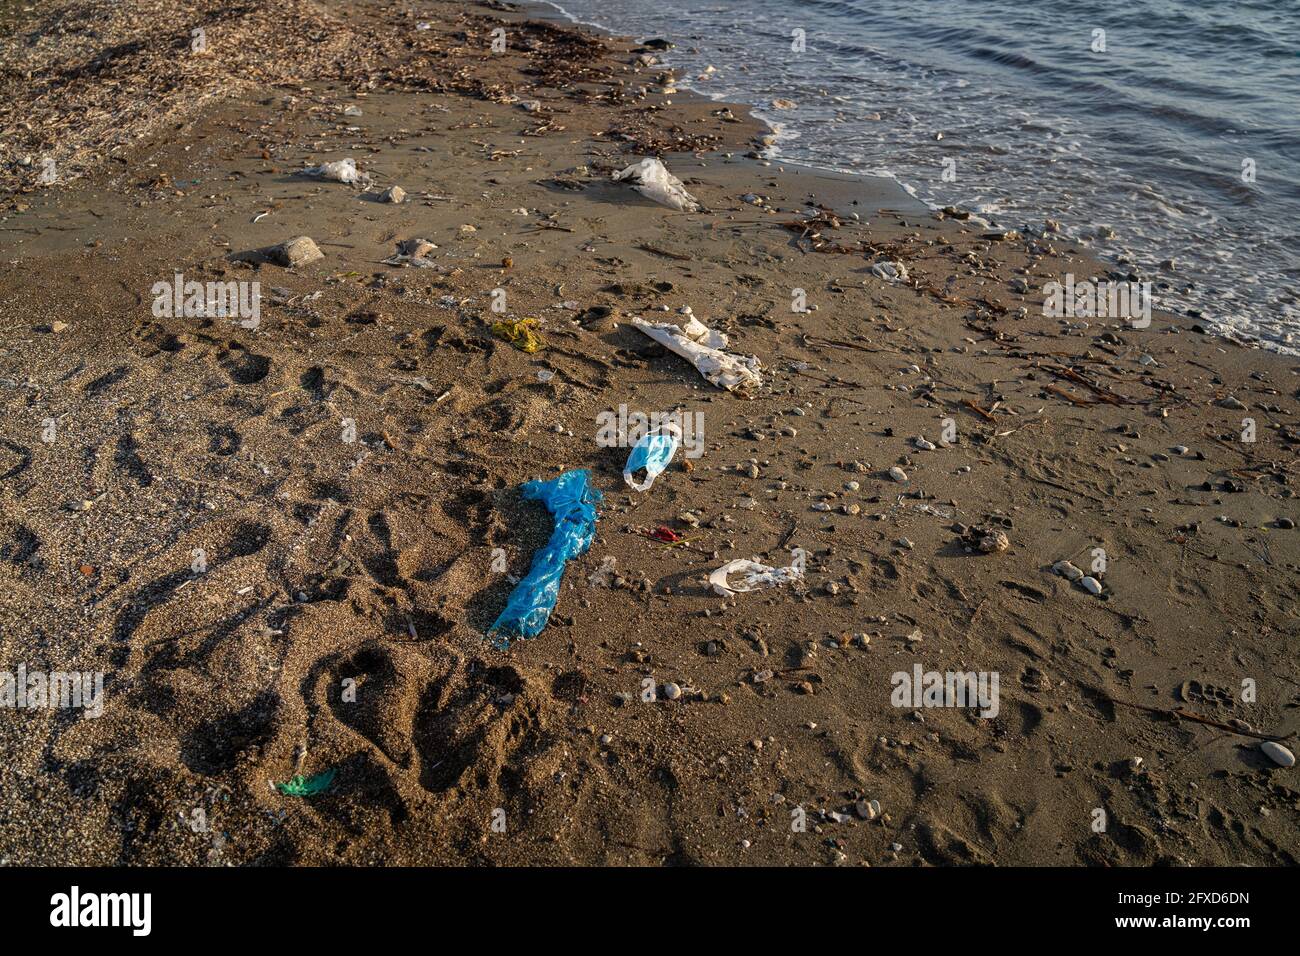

left=0, top=0, right=1297, bottom=867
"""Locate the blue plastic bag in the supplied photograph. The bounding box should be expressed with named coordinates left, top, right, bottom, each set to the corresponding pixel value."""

left=622, top=423, right=681, bottom=492
left=489, top=469, right=602, bottom=646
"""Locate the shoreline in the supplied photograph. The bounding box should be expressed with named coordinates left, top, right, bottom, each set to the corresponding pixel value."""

left=0, top=0, right=1297, bottom=867
left=528, top=0, right=1300, bottom=359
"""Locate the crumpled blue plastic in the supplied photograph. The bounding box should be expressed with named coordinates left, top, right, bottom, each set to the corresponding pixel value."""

left=489, top=469, right=602, bottom=646
left=622, top=427, right=680, bottom=492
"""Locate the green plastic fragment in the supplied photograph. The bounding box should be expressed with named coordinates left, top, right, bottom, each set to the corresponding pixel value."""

left=275, top=769, right=336, bottom=796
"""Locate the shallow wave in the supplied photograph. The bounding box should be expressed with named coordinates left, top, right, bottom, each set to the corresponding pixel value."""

left=545, top=0, right=1300, bottom=351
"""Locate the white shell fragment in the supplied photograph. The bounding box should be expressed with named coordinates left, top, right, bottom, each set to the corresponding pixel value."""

left=612, top=157, right=701, bottom=212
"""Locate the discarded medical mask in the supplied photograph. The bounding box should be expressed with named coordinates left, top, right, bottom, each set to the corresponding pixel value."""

left=612, top=157, right=701, bottom=212
left=708, top=558, right=803, bottom=597
left=623, top=422, right=681, bottom=492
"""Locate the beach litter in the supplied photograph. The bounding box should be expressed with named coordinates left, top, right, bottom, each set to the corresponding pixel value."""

left=299, top=157, right=364, bottom=184
left=623, top=422, right=681, bottom=492
left=274, top=769, right=335, bottom=797
left=612, top=157, right=701, bottom=212
left=631, top=309, right=761, bottom=393
left=708, top=558, right=803, bottom=597
left=489, top=469, right=602, bottom=646
left=492, top=317, right=545, bottom=353
left=871, top=261, right=909, bottom=283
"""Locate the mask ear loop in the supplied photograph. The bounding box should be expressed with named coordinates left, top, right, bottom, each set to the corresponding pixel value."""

left=623, top=420, right=683, bottom=492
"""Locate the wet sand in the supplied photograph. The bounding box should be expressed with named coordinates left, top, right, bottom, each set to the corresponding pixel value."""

left=0, top=0, right=1297, bottom=866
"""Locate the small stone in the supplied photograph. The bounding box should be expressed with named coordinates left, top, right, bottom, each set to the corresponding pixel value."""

left=662, top=682, right=682, bottom=701
left=270, top=235, right=324, bottom=268
left=1218, top=396, right=1247, bottom=411
left=1053, top=560, right=1084, bottom=582
left=1080, top=576, right=1103, bottom=595
left=380, top=185, right=406, bottom=203
left=889, top=466, right=908, bottom=483
left=855, top=800, right=877, bottom=821
left=1277, top=518, right=1295, bottom=530
left=1260, top=741, right=1295, bottom=768
left=51, top=321, right=68, bottom=333
left=979, top=530, right=1010, bottom=553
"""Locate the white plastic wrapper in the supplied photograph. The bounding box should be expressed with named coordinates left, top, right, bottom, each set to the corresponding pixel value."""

left=300, top=158, right=363, bottom=184
left=632, top=314, right=762, bottom=394
left=613, top=157, right=701, bottom=212
left=708, top=558, right=803, bottom=597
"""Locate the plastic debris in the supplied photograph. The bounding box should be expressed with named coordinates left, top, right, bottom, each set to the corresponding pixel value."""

left=300, top=157, right=363, bottom=184
left=275, top=769, right=335, bottom=796
left=489, top=470, right=602, bottom=645
left=612, top=157, right=701, bottom=212
left=708, top=558, right=803, bottom=597
left=871, top=260, right=909, bottom=282
left=492, top=317, right=544, bottom=353
left=632, top=310, right=761, bottom=393
left=623, top=422, right=681, bottom=492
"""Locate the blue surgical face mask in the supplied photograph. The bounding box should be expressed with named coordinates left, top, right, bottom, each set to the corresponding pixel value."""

left=623, top=423, right=681, bottom=492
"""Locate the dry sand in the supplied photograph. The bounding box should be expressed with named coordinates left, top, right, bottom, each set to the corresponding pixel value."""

left=0, top=0, right=1297, bottom=866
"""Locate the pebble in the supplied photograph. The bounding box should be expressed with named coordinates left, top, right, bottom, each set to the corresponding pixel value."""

left=662, top=682, right=682, bottom=701
left=1052, top=560, right=1084, bottom=581
left=889, top=466, right=908, bottom=483
left=1080, top=576, right=1104, bottom=595
left=979, top=530, right=1010, bottom=554
left=1260, top=741, right=1295, bottom=768
left=270, top=235, right=324, bottom=268
left=913, top=436, right=937, bottom=451
left=380, top=185, right=405, bottom=203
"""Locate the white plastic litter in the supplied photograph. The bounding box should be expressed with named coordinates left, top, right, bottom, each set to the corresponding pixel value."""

left=871, top=260, right=909, bottom=282
left=708, top=558, right=803, bottom=597
left=631, top=312, right=762, bottom=393
left=612, top=157, right=701, bottom=212
left=301, top=158, right=364, bottom=184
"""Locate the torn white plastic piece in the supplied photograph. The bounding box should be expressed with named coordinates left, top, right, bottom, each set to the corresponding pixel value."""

left=632, top=314, right=762, bottom=393
left=613, top=157, right=701, bottom=212
left=708, top=558, right=803, bottom=597
left=870, top=260, right=909, bottom=282
left=300, top=158, right=364, bottom=184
